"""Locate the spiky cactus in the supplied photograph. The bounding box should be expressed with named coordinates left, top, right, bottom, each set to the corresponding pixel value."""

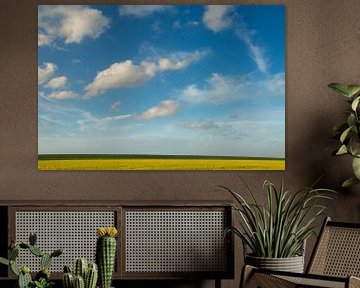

left=73, top=275, right=85, bottom=288
left=18, top=266, right=32, bottom=288
left=74, top=258, right=88, bottom=279
left=63, top=260, right=98, bottom=288
left=96, top=227, right=118, bottom=288
left=0, top=232, right=63, bottom=288
left=85, top=262, right=98, bottom=288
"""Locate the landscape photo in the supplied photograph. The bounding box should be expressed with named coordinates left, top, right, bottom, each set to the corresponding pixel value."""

left=38, top=5, right=285, bottom=170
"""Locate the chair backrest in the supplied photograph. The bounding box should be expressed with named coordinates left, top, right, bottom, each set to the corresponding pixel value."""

left=307, top=217, right=360, bottom=277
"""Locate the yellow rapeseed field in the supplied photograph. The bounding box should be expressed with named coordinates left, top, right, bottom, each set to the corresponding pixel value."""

left=38, top=159, right=285, bottom=170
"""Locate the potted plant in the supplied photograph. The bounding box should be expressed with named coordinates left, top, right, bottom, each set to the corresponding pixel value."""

left=62, top=258, right=98, bottom=288
left=328, top=83, right=360, bottom=187
left=221, top=179, right=334, bottom=273
left=0, top=232, right=63, bottom=288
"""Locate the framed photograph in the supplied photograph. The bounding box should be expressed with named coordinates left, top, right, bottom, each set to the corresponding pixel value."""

left=38, top=4, right=285, bottom=170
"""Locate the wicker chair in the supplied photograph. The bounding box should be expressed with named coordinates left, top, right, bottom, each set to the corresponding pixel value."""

left=241, top=217, right=360, bottom=288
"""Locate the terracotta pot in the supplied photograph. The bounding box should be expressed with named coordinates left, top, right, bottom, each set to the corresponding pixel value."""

left=245, top=254, right=304, bottom=273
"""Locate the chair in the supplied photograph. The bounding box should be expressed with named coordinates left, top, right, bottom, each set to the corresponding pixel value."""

left=241, top=217, right=360, bottom=288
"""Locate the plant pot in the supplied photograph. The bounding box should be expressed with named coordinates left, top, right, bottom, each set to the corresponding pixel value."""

left=245, top=254, right=304, bottom=273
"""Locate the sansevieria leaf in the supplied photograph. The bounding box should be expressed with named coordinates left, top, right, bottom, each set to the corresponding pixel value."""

left=220, top=178, right=335, bottom=258
left=342, top=177, right=360, bottom=188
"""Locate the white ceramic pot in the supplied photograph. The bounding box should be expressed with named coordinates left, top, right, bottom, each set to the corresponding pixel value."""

left=245, top=254, right=305, bottom=273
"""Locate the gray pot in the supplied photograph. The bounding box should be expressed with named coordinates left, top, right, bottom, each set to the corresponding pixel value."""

left=245, top=254, right=304, bottom=273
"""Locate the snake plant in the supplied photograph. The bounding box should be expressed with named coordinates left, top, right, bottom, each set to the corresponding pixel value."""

left=221, top=178, right=335, bottom=258
left=328, top=83, right=360, bottom=187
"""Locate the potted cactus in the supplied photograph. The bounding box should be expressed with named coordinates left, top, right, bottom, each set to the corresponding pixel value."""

left=62, top=258, right=98, bottom=288
left=96, top=227, right=118, bottom=288
left=0, top=232, right=63, bottom=288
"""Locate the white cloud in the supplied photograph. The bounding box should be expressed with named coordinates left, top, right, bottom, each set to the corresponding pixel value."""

left=38, top=5, right=110, bottom=46
left=85, top=50, right=208, bottom=97
left=119, top=5, right=171, bottom=17
left=158, top=50, right=208, bottom=71
left=78, top=112, right=132, bottom=132
left=181, top=120, right=219, bottom=130
left=180, top=72, right=285, bottom=104
left=140, top=100, right=180, bottom=120
left=110, top=101, right=121, bottom=112
left=266, top=72, right=285, bottom=92
left=39, top=115, right=63, bottom=127
left=38, top=33, right=52, bottom=46
left=236, top=28, right=268, bottom=73
left=203, top=5, right=234, bottom=33
left=85, top=60, right=157, bottom=97
left=48, top=90, right=78, bottom=100
left=180, top=73, right=237, bottom=104
left=38, top=62, right=57, bottom=85
left=202, top=6, right=268, bottom=73
left=46, top=76, right=68, bottom=89
left=173, top=20, right=200, bottom=30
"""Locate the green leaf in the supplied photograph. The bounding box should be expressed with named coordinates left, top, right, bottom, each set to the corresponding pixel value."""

left=342, top=177, right=360, bottom=188
left=40, top=254, right=51, bottom=270
left=8, top=247, right=19, bottom=261
left=347, top=85, right=360, bottom=97
left=10, top=261, right=20, bottom=276
left=352, top=96, right=360, bottom=111
left=336, top=144, right=348, bottom=155
left=29, top=246, right=44, bottom=257
left=347, top=114, right=356, bottom=128
left=352, top=157, right=360, bottom=179
left=349, top=135, right=360, bottom=156
left=29, top=232, right=37, bottom=246
left=340, top=126, right=353, bottom=143
left=0, top=257, right=9, bottom=266
left=328, top=83, right=351, bottom=97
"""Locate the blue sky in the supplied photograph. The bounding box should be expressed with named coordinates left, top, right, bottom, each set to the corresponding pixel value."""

left=38, top=5, right=285, bottom=157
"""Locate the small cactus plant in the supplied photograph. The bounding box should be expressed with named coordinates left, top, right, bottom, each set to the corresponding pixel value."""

left=73, top=275, right=85, bottom=288
left=74, top=258, right=88, bottom=280
left=0, top=232, right=63, bottom=288
left=85, top=262, right=98, bottom=288
left=96, top=227, right=118, bottom=288
left=62, top=259, right=98, bottom=288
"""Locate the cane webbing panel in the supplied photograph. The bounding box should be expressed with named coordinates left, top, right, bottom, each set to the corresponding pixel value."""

left=15, top=211, right=115, bottom=272
left=125, top=210, right=227, bottom=273
left=276, top=275, right=345, bottom=288
left=309, top=226, right=360, bottom=277
left=249, top=273, right=297, bottom=288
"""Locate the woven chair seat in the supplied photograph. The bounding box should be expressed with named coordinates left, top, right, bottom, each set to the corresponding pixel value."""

left=277, top=275, right=347, bottom=288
